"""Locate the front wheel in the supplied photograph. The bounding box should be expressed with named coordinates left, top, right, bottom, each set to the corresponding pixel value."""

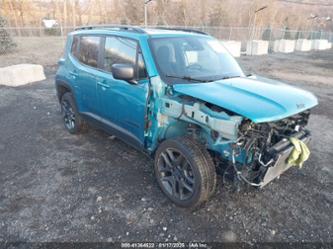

left=154, top=137, right=217, bottom=208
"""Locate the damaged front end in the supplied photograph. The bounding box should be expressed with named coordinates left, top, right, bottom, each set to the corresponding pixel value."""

left=146, top=76, right=315, bottom=188
left=228, top=111, right=311, bottom=187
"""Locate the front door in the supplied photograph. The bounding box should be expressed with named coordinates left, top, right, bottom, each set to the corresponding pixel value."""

left=96, top=36, right=149, bottom=148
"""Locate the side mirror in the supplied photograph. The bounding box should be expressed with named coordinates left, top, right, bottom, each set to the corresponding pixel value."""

left=111, top=64, right=136, bottom=83
left=58, top=58, right=65, bottom=66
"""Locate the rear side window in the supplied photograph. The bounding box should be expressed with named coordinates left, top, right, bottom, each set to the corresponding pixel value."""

left=103, top=36, right=147, bottom=79
left=71, top=35, right=79, bottom=58
left=78, top=36, right=101, bottom=68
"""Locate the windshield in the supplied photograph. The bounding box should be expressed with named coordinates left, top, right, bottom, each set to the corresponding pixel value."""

left=149, top=36, right=245, bottom=84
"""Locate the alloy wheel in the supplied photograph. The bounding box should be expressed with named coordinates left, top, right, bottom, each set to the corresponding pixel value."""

left=61, top=100, right=76, bottom=130
left=157, top=148, right=195, bottom=201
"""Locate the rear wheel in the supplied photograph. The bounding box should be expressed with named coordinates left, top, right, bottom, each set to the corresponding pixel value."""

left=154, top=137, right=217, bottom=208
left=60, top=92, right=87, bottom=134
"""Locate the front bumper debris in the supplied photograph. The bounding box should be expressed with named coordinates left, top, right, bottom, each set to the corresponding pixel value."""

left=260, top=131, right=311, bottom=187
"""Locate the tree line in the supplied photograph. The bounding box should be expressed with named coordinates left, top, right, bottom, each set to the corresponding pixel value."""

left=0, top=0, right=332, bottom=32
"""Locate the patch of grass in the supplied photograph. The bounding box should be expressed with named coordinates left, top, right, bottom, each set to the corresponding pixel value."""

left=0, top=36, right=65, bottom=68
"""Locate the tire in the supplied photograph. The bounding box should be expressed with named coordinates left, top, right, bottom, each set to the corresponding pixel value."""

left=60, top=92, right=87, bottom=134
left=154, top=137, right=217, bottom=208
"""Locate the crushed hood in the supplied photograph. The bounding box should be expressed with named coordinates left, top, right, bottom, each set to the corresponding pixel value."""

left=173, top=76, right=318, bottom=123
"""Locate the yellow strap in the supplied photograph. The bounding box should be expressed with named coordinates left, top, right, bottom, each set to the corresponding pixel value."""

left=287, top=137, right=310, bottom=168
left=297, top=140, right=310, bottom=168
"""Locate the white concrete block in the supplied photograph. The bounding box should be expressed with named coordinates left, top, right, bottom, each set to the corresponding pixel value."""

left=220, top=40, right=241, bottom=57
left=246, top=40, right=269, bottom=55
left=0, top=64, right=46, bottom=87
left=312, top=39, right=329, bottom=50
left=326, top=42, right=332, bottom=49
left=295, top=39, right=312, bottom=51
left=278, top=39, right=295, bottom=53
left=273, top=40, right=280, bottom=53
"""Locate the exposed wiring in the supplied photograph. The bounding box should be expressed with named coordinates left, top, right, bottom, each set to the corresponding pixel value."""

left=258, top=153, right=274, bottom=167
left=231, top=149, right=262, bottom=187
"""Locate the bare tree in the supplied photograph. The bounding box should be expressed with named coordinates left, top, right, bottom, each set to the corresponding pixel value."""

left=63, top=0, right=67, bottom=28
left=123, top=0, right=144, bottom=25
left=86, top=0, right=93, bottom=25
left=6, top=0, right=20, bottom=35
left=0, top=0, right=332, bottom=33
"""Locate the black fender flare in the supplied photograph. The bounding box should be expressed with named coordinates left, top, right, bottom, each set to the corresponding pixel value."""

left=55, top=79, right=75, bottom=102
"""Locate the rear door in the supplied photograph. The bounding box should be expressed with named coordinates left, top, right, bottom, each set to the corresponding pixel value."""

left=71, top=35, right=102, bottom=114
left=96, top=35, right=149, bottom=148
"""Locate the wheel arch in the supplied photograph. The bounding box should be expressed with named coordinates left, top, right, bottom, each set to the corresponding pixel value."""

left=149, top=119, right=208, bottom=158
left=55, top=79, right=75, bottom=102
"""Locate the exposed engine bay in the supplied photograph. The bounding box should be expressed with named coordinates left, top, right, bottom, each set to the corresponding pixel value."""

left=157, top=94, right=311, bottom=187
left=231, top=111, right=310, bottom=187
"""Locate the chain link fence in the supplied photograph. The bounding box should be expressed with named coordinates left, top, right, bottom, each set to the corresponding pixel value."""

left=4, top=25, right=333, bottom=40
left=2, top=25, right=333, bottom=55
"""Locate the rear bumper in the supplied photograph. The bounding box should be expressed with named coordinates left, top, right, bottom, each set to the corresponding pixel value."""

left=260, top=130, right=311, bottom=187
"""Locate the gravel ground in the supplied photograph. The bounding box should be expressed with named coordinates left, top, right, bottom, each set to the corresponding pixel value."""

left=0, top=49, right=332, bottom=243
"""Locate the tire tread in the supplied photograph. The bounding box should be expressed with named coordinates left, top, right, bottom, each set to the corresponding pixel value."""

left=155, top=136, right=217, bottom=209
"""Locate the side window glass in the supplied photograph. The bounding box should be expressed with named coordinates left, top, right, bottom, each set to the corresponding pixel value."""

left=71, top=35, right=79, bottom=59
left=104, top=36, right=136, bottom=72
left=104, top=36, right=147, bottom=80
left=79, top=36, right=100, bottom=68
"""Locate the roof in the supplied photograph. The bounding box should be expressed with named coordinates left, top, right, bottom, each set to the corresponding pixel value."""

left=72, top=25, right=208, bottom=38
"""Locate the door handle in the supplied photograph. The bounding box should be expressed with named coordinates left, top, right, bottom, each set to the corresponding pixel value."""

left=97, top=80, right=110, bottom=89
left=69, top=71, right=79, bottom=78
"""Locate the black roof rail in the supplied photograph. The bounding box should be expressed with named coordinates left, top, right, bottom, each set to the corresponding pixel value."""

left=153, top=27, right=208, bottom=35
left=74, top=25, right=146, bottom=34
left=74, top=25, right=209, bottom=35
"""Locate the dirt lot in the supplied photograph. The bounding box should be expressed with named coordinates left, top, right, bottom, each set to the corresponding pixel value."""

left=0, top=39, right=332, bottom=243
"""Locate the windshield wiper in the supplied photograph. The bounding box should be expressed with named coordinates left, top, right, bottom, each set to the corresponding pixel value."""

left=216, top=75, right=241, bottom=80
left=165, top=74, right=213, bottom=83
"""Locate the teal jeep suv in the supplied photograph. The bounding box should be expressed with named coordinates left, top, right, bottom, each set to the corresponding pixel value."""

left=56, top=25, right=317, bottom=208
